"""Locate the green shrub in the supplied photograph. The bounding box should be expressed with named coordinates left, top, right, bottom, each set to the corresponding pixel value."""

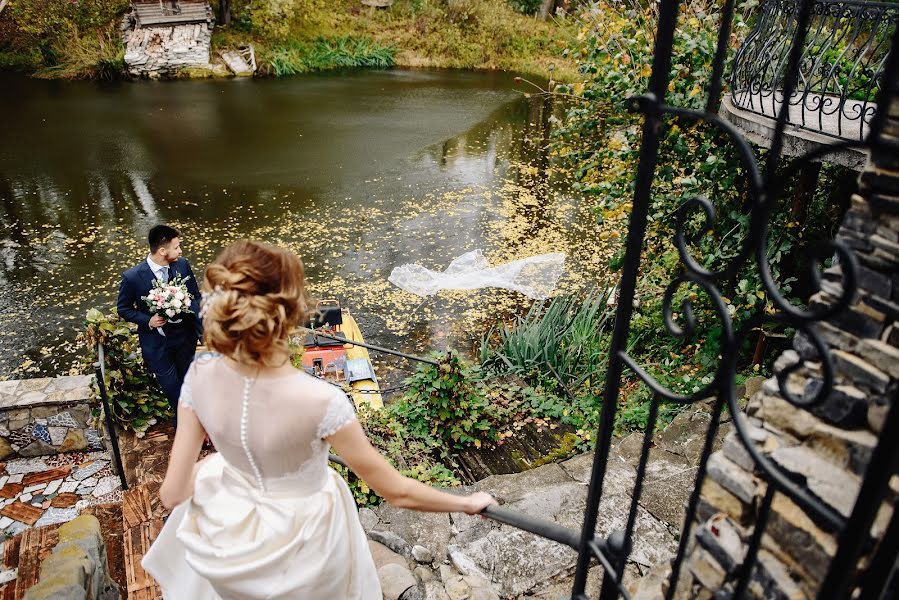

left=35, top=25, right=125, bottom=80
left=81, top=309, right=171, bottom=436
left=551, top=0, right=828, bottom=397
left=335, top=403, right=462, bottom=507
left=0, top=0, right=127, bottom=72
left=395, top=352, right=498, bottom=454
left=508, top=0, right=543, bottom=15
left=446, top=0, right=485, bottom=27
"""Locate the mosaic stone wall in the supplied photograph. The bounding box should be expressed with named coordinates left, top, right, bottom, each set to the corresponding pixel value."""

left=0, top=376, right=105, bottom=460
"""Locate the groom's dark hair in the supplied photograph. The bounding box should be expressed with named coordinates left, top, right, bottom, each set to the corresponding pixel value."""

left=148, top=224, right=181, bottom=254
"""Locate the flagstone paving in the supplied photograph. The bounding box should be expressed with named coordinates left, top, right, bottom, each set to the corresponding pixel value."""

left=0, top=451, right=123, bottom=538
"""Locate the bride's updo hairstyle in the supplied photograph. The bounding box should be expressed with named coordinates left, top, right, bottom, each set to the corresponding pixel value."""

left=202, top=240, right=309, bottom=368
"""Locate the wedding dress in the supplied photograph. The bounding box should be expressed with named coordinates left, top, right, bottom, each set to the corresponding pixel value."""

left=142, top=353, right=381, bottom=599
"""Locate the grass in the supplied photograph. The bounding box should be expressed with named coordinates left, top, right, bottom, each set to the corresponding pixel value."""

left=213, top=0, right=578, bottom=81
left=34, top=25, right=125, bottom=80
left=1, top=0, right=576, bottom=80
left=264, top=36, right=396, bottom=77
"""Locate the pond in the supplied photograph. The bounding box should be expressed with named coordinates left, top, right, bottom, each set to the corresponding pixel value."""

left=0, top=69, right=609, bottom=381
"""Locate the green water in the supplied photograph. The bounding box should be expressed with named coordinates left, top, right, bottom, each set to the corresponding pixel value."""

left=0, top=68, right=587, bottom=379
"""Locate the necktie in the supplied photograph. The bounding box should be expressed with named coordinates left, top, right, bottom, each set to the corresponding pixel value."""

left=160, top=266, right=170, bottom=283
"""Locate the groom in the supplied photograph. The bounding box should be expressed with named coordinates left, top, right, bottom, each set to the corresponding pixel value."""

left=117, top=224, right=203, bottom=415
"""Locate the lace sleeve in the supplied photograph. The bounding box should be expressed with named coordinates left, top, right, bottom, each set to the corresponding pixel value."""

left=317, top=390, right=357, bottom=439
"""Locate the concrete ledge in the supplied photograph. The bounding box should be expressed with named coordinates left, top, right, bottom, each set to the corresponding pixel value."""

left=0, top=376, right=93, bottom=409
left=0, top=376, right=103, bottom=460
left=720, top=96, right=868, bottom=170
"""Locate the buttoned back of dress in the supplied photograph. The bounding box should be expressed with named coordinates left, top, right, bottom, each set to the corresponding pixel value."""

left=179, top=354, right=356, bottom=492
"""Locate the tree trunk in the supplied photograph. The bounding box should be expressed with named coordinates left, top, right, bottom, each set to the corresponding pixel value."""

left=218, top=0, right=231, bottom=26
left=537, top=0, right=554, bottom=20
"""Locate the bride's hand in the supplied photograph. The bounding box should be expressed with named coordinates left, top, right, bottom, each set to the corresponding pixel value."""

left=464, top=492, right=497, bottom=516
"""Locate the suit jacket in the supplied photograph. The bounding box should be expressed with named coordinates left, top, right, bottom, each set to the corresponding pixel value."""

left=117, top=258, right=203, bottom=357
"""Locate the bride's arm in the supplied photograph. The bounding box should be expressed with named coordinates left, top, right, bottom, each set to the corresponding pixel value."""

left=159, top=404, right=207, bottom=510
left=327, top=421, right=495, bottom=515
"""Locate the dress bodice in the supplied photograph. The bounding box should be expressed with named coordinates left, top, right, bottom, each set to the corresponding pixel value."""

left=179, top=354, right=357, bottom=492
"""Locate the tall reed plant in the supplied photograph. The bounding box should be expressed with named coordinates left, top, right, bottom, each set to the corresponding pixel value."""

left=266, top=36, right=395, bottom=76
left=480, top=290, right=615, bottom=393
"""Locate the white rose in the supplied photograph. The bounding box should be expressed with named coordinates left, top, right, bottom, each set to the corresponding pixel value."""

left=166, top=308, right=176, bottom=317
left=172, top=299, right=182, bottom=309
left=175, top=292, right=184, bottom=300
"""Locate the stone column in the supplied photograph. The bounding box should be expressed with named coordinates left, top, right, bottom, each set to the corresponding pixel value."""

left=674, top=71, right=899, bottom=598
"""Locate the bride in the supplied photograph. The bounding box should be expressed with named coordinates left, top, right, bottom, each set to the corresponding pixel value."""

left=142, top=240, right=496, bottom=599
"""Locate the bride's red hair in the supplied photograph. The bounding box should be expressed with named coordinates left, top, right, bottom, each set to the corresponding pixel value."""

left=202, top=240, right=309, bottom=367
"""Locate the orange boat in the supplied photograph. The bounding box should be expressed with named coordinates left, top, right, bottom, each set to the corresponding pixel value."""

left=294, top=300, right=383, bottom=409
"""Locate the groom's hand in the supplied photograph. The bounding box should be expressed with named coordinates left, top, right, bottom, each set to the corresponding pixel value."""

left=149, top=315, right=167, bottom=328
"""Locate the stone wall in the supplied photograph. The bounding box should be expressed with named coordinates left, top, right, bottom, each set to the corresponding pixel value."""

left=123, top=23, right=213, bottom=78
left=21, top=515, right=119, bottom=600
left=0, top=376, right=104, bottom=460
left=353, top=398, right=743, bottom=600
left=673, top=80, right=899, bottom=597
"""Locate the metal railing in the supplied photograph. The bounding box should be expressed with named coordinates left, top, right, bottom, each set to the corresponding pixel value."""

left=94, top=343, right=129, bottom=491
left=730, top=0, right=898, bottom=140
left=464, top=0, right=899, bottom=597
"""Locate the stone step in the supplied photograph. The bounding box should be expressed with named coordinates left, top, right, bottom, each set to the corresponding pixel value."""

left=0, top=452, right=123, bottom=540
left=221, top=50, right=254, bottom=76
left=0, top=375, right=104, bottom=460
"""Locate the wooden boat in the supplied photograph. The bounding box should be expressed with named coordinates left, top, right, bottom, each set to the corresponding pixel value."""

left=295, top=300, right=383, bottom=409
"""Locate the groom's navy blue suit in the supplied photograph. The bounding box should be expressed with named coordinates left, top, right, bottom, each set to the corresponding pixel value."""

left=116, top=257, right=203, bottom=412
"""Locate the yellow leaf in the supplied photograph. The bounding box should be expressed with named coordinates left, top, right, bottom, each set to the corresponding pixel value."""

left=474, top=439, right=481, bottom=449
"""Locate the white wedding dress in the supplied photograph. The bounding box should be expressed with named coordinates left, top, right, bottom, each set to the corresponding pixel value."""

left=142, top=354, right=381, bottom=599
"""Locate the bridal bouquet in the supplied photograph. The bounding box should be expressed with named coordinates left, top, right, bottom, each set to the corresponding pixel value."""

left=142, top=275, right=195, bottom=321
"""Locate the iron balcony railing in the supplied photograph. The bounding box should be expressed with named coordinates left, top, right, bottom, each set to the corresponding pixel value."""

left=730, top=0, right=898, bottom=140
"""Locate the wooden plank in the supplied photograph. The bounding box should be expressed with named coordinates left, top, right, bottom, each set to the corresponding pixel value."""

left=0, top=580, right=15, bottom=600
left=0, top=484, right=23, bottom=500
left=124, top=520, right=164, bottom=595
left=0, top=535, right=22, bottom=600
left=0, top=534, right=21, bottom=600
left=0, top=504, right=43, bottom=527
left=122, top=486, right=153, bottom=529
left=14, top=525, right=60, bottom=600
left=2, top=534, right=20, bottom=570
left=21, top=466, right=72, bottom=488
left=49, top=493, right=79, bottom=509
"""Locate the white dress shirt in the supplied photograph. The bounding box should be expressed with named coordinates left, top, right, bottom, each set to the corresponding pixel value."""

left=147, top=256, right=170, bottom=336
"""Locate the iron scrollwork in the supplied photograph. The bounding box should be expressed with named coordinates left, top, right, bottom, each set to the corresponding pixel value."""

left=731, top=0, right=898, bottom=140
left=473, top=0, right=898, bottom=598
left=573, top=0, right=898, bottom=598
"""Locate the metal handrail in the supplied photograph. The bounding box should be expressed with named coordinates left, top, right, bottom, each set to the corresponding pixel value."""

left=94, top=343, right=129, bottom=491
left=730, top=0, right=898, bottom=140
left=295, top=327, right=439, bottom=366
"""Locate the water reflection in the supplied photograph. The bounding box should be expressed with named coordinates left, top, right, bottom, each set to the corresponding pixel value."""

left=0, top=69, right=583, bottom=378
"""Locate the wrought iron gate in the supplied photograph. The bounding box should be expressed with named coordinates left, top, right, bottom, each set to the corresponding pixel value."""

left=479, top=0, right=899, bottom=598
